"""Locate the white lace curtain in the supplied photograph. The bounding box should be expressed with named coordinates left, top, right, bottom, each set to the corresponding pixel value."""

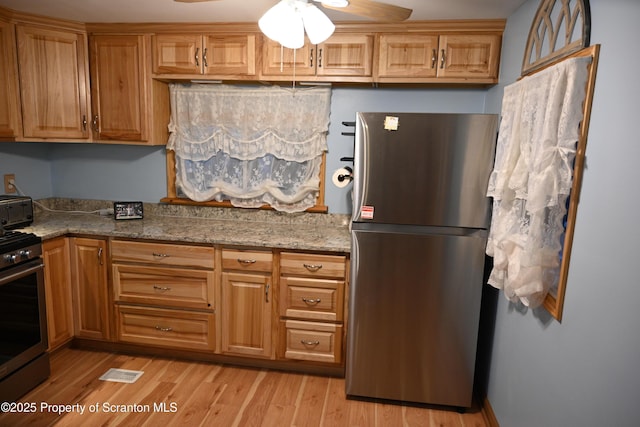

left=486, top=56, right=591, bottom=307
left=167, top=84, right=331, bottom=212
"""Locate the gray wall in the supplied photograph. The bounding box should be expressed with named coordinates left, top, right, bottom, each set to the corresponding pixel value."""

left=485, top=0, right=640, bottom=425
left=1, top=88, right=488, bottom=213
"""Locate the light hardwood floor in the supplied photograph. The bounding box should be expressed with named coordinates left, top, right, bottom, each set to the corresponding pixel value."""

left=0, top=348, right=489, bottom=426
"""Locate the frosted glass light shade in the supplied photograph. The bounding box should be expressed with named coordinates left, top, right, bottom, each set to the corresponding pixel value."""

left=301, top=4, right=335, bottom=45
left=259, top=1, right=305, bottom=49
left=321, top=0, right=349, bottom=7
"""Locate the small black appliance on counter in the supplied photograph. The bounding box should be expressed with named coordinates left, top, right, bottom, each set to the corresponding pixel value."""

left=0, top=195, right=34, bottom=230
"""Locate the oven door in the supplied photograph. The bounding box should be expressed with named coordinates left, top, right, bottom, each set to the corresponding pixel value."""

left=0, top=258, right=47, bottom=382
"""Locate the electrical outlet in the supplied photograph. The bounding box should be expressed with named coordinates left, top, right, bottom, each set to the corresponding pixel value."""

left=4, top=174, right=16, bottom=194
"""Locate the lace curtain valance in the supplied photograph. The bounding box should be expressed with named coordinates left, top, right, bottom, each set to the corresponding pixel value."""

left=486, top=56, right=591, bottom=307
left=167, top=84, right=331, bottom=212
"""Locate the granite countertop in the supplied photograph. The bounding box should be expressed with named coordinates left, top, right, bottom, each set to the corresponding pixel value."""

left=22, top=199, right=352, bottom=253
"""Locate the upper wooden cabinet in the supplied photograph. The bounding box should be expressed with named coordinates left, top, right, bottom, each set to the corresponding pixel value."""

left=261, top=33, right=374, bottom=81
left=16, top=24, right=90, bottom=139
left=89, top=33, right=169, bottom=145
left=152, top=33, right=257, bottom=78
left=0, top=19, right=22, bottom=139
left=89, top=34, right=149, bottom=142
left=377, top=33, right=501, bottom=83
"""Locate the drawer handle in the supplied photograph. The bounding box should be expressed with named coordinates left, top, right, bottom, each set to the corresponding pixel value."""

left=152, top=252, right=170, bottom=258
left=153, top=285, right=172, bottom=292
left=155, top=325, right=173, bottom=332
left=302, top=297, right=321, bottom=305
left=300, top=340, right=320, bottom=346
left=303, top=263, right=323, bottom=272
left=237, top=258, right=257, bottom=265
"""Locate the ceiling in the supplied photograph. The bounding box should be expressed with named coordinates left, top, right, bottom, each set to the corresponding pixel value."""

left=0, top=0, right=528, bottom=24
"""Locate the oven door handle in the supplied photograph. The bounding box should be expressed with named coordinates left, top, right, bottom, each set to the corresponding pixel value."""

left=0, top=261, right=44, bottom=287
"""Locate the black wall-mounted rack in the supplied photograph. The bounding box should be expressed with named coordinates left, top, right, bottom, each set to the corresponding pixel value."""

left=341, top=121, right=355, bottom=162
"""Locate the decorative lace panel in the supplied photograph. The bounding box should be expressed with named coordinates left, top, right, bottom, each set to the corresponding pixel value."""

left=168, top=84, right=331, bottom=213
left=486, top=56, right=591, bottom=307
left=168, top=84, right=331, bottom=161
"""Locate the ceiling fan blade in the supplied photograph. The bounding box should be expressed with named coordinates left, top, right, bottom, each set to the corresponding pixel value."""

left=322, top=0, right=412, bottom=22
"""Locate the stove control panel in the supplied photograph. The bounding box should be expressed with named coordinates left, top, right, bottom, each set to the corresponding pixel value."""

left=0, top=242, right=42, bottom=270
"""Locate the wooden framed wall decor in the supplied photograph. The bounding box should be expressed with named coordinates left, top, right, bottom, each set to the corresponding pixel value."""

left=520, top=0, right=598, bottom=321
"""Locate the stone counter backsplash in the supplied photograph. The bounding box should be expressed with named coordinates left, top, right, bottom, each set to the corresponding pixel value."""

left=36, top=198, right=350, bottom=227
left=27, top=198, right=351, bottom=253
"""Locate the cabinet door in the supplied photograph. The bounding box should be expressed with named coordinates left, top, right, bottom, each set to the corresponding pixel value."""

left=203, top=34, right=256, bottom=77
left=316, top=33, right=373, bottom=77
left=377, top=34, right=439, bottom=78
left=261, top=37, right=315, bottom=77
left=437, top=34, right=501, bottom=79
left=221, top=272, right=272, bottom=358
left=0, top=20, right=22, bottom=139
left=152, top=34, right=202, bottom=74
left=16, top=24, right=90, bottom=139
left=42, top=237, right=74, bottom=351
left=70, top=237, right=110, bottom=341
left=89, top=34, right=149, bottom=141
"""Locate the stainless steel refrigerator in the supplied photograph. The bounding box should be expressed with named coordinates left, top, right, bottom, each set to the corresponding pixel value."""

left=345, top=112, right=498, bottom=408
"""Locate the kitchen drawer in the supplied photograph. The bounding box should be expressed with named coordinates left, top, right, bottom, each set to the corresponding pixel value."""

left=280, top=252, right=346, bottom=279
left=283, top=320, right=343, bottom=364
left=280, top=276, right=344, bottom=322
left=111, top=240, right=215, bottom=269
left=222, top=248, right=273, bottom=272
left=113, top=264, right=215, bottom=310
left=116, top=305, right=215, bottom=351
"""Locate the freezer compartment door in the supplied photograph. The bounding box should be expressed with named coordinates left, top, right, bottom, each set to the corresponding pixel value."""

left=352, top=112, right=498, bottom=228
left=346, top=227, right=487, bottom=407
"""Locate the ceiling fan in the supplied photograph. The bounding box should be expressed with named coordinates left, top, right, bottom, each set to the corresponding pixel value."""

left=173, top=0, right=413, bottom=22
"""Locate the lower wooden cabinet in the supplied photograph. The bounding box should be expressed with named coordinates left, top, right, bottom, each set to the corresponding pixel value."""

left=283, top=320, right=343, bottom=364
left=53, top=235, right=349, bottom=372
left=116, top=305, right=215, bottom=351
left=69, top=237, right=110, bottom=341
left=112, top=264, right=215, bottom=310
left=42, top=237, right=74, bottom=350
left=110, top=239, right=216, bottom=351
left=221, top=270, right=273, bottom=358
left=278, top=252, right=348, bottom=366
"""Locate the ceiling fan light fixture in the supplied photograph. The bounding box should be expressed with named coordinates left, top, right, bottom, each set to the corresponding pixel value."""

left=321, top=0, right=349, bottom=7
left=259, top=0, right=335, bottom=49
left=301, top=4, right=335, bottom=45
left=258, top=0, right=305, bottom=49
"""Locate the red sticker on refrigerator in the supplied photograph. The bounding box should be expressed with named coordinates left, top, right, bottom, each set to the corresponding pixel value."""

left=361, top=206, right=374, bottom=219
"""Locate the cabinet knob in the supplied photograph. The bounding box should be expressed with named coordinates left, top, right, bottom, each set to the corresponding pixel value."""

left=155, top=325, right=173, bottom=332
left=300, top=340, right=320, bottom=346
left=302, top=297, right=321, bottom=305
left=237, top=258, right=257, bottom=265
left=153, top=285, right=172, bottom=292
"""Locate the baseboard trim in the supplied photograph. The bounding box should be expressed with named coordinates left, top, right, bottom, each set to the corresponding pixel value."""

left=481, top=396, right=500, bottom=427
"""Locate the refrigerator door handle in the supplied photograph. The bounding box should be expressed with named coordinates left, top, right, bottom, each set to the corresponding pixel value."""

left=351, top=113, right=369, bottom=223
